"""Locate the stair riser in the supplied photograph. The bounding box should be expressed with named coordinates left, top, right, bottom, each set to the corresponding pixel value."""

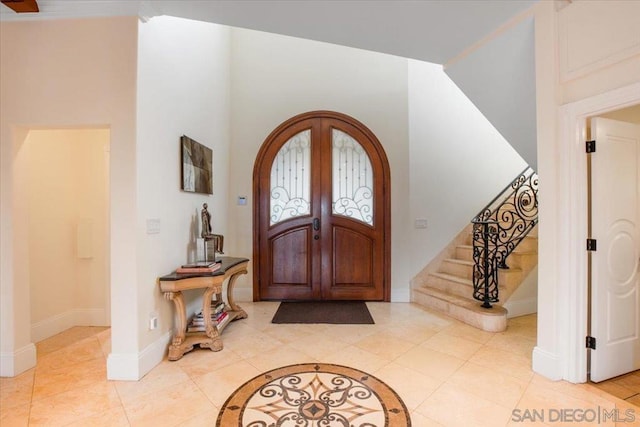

left=472, top=274, right=521, bottom=294
left=440, top=261, right=473, bottom=280
left=455, top=246, right=473, bottom=261
left=412, top=289, right=449, bottom=312
left=441, top=261, right=523, bottom=287
left=448, top=303, right=507, bottom=333
left=465, top=233, right=473, bottom=246
left=458, top=247, right=536, bottom=272
left=411, top=290, right=507, bottom=332
left=426, top=275, right=474, bottom=299
left=462, top=238, right=537, bottom=256
left=515, top=237, right=538, bottom=252
left=497, top=269, right=524, bottom=288
left=506, top=252, right=537, bottom=271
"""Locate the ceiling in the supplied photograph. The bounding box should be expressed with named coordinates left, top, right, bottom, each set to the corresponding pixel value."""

left=0, top=0, right=538, bottom=65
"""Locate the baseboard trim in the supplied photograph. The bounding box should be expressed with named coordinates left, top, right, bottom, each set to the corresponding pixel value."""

left=504, top=297, right=538, bottom=318
left=74, top=308, right=107, bottom=326
left=532, top=346, right=563, bottom=381
left=391, top=288, right=410, bottom=303
left=234, top=287, right=253, bottom=303
left=107, top=331, right=170, bottom=381
left=0, top=343, right=36, bottom=377
left=31, top=308, right=107, bottom=343
left=31, top=311, right=75, bottom=343
left=139, top=331, right=171, bottom=379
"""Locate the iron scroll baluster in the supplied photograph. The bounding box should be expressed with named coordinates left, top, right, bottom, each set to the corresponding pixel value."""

left=472, top=220, right=499, bottom=308
left=471, top=168, right=538, bottom=308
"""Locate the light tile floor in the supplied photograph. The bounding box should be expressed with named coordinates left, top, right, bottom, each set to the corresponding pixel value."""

left=1, top=302, right=638, bottom=426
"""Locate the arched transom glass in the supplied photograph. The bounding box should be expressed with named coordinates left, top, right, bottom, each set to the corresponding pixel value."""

left=270, top=130, right=311, bottom=225
left=332, top=129, right=373, bottom=225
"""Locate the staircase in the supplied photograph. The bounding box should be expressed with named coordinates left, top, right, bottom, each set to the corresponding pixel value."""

left=411, top=168, right=538, bottom=332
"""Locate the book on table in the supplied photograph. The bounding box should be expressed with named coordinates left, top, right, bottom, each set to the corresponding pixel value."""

left=190, top=302, right=225, bottom=322
left=187, top=310, right=229, bottom=332
left=190, top=314, right=225, bottom=326
left=176, top=262, right=221, bottom=274
left=188, top=303, right=227, bottom=325
left=216, top=312, right=230, bottom=329
left=181, top=261, right=220, bottom=268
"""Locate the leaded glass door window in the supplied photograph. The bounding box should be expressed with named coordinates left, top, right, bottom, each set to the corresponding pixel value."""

left=332, top=129, right=373, bottom=226
left=270, top=130, right=311, bottom=225
left=254, top=111, right=390, bottom=302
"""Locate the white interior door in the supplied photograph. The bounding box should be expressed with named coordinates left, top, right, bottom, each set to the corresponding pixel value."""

left=590, top=117, right=640, bottom=382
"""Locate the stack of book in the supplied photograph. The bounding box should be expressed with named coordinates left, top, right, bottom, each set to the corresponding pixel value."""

left=176, top=261, right=221, bottom=274
left=187, top=301, right=229, bottom=332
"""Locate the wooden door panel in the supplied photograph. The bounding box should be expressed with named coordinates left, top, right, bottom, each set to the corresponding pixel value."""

left=270, top=228, right=310, bottom=285
left=332, top=227, right=373, bottom=285
left=264, top=226, right=317, bottom=300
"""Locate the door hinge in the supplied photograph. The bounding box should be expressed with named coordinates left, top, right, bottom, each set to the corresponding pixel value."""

left=586, top=336, right=596, bottom=350
left=587, top=239, right=597, bottom=251
left=586, top=140, right=596, bottom=153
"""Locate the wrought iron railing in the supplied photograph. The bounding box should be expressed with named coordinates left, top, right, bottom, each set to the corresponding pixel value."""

left=471, top=167, right=538, bottom=308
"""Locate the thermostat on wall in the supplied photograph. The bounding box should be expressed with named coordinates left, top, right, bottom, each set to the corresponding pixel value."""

left=237, top=196, right=247, bottom=206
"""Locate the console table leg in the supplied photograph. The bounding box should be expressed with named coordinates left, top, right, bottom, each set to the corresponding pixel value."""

left=202, top=286, right=218, bottom=338
left=201, top=327, right=223, bottom=352
left=164, top=291, right=190, bottom=361
left=226, top=271, right=248, bottom=319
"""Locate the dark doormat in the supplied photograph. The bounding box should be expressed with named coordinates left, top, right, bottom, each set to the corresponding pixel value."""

left=271, top=301, right=375, bottom=324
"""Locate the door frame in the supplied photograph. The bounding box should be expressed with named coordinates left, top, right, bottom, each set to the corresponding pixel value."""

left=556, top=82, right=640, bottom=383
left=252, top=110, right=391, bottom=302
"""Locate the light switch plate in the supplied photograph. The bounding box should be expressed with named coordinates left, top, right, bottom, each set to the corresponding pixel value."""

left=414, top=218, right=428, bottom=229
left=146, top=219, right=161, bottom=234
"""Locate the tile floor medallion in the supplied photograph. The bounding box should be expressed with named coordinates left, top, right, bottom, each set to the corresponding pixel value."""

left=216, top=362, right=411, bottom=426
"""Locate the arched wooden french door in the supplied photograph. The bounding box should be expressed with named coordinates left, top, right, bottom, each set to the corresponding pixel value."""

left=253, top=111, right=390, bottom=301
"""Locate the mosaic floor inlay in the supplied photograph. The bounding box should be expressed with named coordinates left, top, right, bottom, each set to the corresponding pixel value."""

left=216, top=362, right=411, bottom=426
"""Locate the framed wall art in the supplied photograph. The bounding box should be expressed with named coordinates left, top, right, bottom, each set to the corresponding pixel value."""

left=181, top=135, right=213, bottom=194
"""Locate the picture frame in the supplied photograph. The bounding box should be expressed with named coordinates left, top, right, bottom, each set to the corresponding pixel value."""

left=181, top=135, right=213, bottom=194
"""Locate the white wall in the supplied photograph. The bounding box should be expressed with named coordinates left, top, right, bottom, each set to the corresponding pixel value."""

left=0, top=17, right=138, bottom=377
left=228, top=28, right=411, bottom=301
left=408, top=60, right=527, bottom=280
left=444, top=17, right=537, bottom=169
left=133, top=16, right=231, bottom=377
left=26, top=129, right=110, bottom=342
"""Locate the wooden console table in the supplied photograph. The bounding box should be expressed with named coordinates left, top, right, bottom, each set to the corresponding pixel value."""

left=158, top=257, right=249, bottom=361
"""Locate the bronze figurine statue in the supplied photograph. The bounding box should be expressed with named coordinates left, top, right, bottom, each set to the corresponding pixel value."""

left=201, top=203, right=223, bottom=261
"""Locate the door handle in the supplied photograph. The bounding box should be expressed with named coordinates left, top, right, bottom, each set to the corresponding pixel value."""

left=313, top=218, right=320, bottom=231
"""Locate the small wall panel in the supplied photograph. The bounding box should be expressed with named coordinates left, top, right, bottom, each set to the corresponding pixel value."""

left=559, top=1, right=640, bottom=82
